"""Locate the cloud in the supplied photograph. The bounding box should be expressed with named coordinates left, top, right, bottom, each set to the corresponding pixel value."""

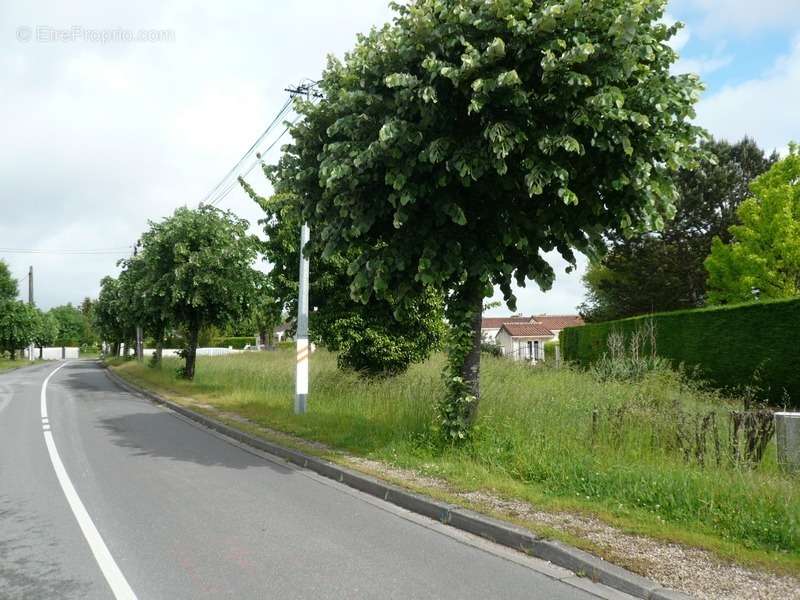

left=696, top=35, right=800, bottom=153
left=0, top=0, right=394, bottom=309
left=674, top=53, right=733, bottom=77
left=671, top=0, right=800, bottom=37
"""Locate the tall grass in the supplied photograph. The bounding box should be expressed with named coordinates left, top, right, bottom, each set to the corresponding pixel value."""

left=114, top=349, right=800, bottom=563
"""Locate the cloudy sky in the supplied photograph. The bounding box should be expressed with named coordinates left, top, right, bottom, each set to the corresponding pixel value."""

left=1, top=1, right=798, bottom=315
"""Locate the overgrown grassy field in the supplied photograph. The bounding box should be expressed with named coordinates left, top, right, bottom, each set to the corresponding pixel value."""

left=112, top=350, right=800, bottom=572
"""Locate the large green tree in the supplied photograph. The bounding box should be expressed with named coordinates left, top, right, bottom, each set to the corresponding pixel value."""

left=0, top=300, right=37, bottom=359
left=705, top=147, right=800, bottom=304
left=0, top=260, right=18, bottom=303
left=138, top=205, right=260, bottom=379
left=272, top=0, right=703, bottom=437
left=580, top=137, right=777, bottom=321
left=243, top=180, right=444, bottom=376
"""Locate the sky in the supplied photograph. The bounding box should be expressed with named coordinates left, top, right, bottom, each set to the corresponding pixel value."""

left=1, top=1, right=798, bottom=315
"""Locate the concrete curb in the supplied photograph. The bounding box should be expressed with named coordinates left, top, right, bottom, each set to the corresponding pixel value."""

left=104, top=365, right=692, bottom=600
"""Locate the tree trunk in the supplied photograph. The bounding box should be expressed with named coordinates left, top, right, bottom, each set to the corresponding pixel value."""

left=183, top=325, right=199, bottom=380
left=38, top=345, right=43, bottom=360
left=259, top=328, right=267, bottom=349
left=10, top=348, right=16, bottom=361
left=155, top=337, right=163, bottom=365
left=460, top=288, right=484, bottom=425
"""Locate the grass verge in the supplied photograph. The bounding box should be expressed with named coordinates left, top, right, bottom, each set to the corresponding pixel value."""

left=109, top=350, right=800, bottom=575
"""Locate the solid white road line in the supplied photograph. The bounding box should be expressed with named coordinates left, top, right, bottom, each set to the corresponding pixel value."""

left=41, top=362, right=138, bottom=600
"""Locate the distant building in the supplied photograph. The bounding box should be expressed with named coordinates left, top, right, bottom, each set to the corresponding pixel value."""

left=482, top=314, right=584, bottom=362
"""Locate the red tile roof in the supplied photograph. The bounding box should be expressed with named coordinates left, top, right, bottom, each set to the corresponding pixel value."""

left=481, top=316, right=532, bottom=329
left=499, top=323, right=555, bottom=337
left=532, top=315, right=584, bottom=330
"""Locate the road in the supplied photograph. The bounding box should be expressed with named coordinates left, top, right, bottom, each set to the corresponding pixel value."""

left=0, top=361, right=629, bottom=599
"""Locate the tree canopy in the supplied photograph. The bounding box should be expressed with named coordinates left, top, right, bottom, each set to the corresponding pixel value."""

left=136, top=205, right=260, bottom=378
left=580, top=137, right=777, bottom=321
left=705, top=147, right=800, bottom=304
left=271, top=0, right=703, bottom=438
left=0, top=300, right=37, bottom=359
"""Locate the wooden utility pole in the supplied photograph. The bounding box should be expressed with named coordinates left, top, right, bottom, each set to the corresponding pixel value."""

left=28, top=266, right=34, bottom=361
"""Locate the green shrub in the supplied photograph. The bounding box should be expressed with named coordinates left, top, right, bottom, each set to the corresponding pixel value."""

left=562, top=298, right=800, bottom=405
left=480, top=342, right=503, bottom=357
left=211, top=336, right=255, bottom=349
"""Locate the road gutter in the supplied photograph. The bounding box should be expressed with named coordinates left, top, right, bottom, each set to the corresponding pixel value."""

left=103, top=364, right=691, bottom=600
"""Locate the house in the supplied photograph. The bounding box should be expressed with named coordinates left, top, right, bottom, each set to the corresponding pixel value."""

left=530, top=315, right=584, bottom=341
left=484, top=314, right=584, bottom=362
left=480, top=315, right=531, bottom=342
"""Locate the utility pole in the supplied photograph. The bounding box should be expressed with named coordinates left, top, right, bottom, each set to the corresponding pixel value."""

left=28, top=266, right=34, bottom=361
left=285, top=81, right=320, bottom=414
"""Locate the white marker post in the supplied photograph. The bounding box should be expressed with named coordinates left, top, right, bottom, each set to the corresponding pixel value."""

left=295, top=223, right=310, bottom=414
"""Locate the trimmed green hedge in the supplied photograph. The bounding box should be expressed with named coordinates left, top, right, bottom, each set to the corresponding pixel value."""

left=211, top=336, right=256, bottom=349
left=561, top=298, right=800, bottom=405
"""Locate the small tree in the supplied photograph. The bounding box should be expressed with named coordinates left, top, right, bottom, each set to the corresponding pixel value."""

left=0, top=300, right=37, bottom=360
left=33, top=311, right=59, bottom=358
left=138, top=205, right=259, bottom=379
left=273, top=0, right=703, bottom=438
left=706, top=147, right=800, bottom=304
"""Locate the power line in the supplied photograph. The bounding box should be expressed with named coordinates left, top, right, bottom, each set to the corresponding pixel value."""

left=200, top=97, right=294, bottom=208
left=0, top=247, right=131, bottom=255
left=209, top=114, right=301, bottom=207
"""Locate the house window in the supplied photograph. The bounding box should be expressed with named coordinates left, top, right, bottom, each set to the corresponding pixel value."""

left=533, top=340, right=540, bottom=360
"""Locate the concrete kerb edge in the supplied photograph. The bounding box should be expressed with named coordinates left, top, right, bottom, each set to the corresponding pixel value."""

left=102, top=365, right=692, bottom=600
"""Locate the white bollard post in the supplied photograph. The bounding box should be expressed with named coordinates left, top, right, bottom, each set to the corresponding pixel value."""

left=775, top=412, right=800, bottom=473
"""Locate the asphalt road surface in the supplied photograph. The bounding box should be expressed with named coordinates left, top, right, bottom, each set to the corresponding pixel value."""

left=1, top=360, right=632, bottom=599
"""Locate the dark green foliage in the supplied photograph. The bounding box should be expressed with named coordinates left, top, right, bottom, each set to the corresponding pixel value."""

left=480, top=342, right=503, bottom=357
left=580, top=137, right=777, bottom=322
left=0, top=300, right=37, bottom=359
left=318, top=287, right=445, bottom=376
left=49, top=304, right=93, bottom=346
left=561, top=297, right=800, bottom=405
left=211, top=336, right=255, bottom=349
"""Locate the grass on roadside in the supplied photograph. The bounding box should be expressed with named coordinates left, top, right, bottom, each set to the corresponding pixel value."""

left=110, top=349, right=800, bottom=574
left=0, top=358, right=44, bottom=373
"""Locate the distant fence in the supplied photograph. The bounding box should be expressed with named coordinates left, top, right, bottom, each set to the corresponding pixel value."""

left=139, top=347, right=243, bottom=358
left=560, top=298, right=800, bottom=406
left=24, top=347, right=80, bottom=360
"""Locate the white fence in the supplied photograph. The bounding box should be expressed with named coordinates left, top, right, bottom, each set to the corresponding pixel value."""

left=24, top=347, right=80, bottom=360
left=116, top=346, right=243, bottom=358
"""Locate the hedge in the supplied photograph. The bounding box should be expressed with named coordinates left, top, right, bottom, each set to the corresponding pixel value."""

left=210, top=336, right=256, bottom=349
left=561, top=297, right=800, bottom=406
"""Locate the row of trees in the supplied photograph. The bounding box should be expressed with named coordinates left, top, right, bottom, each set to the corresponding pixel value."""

left=0, top=260, right=91, bottom=358
left=247, top=0, right=704, bottom=439
left=94, top=206, right=266, bottom=379
left=581, top=141, right=799, bottom=320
